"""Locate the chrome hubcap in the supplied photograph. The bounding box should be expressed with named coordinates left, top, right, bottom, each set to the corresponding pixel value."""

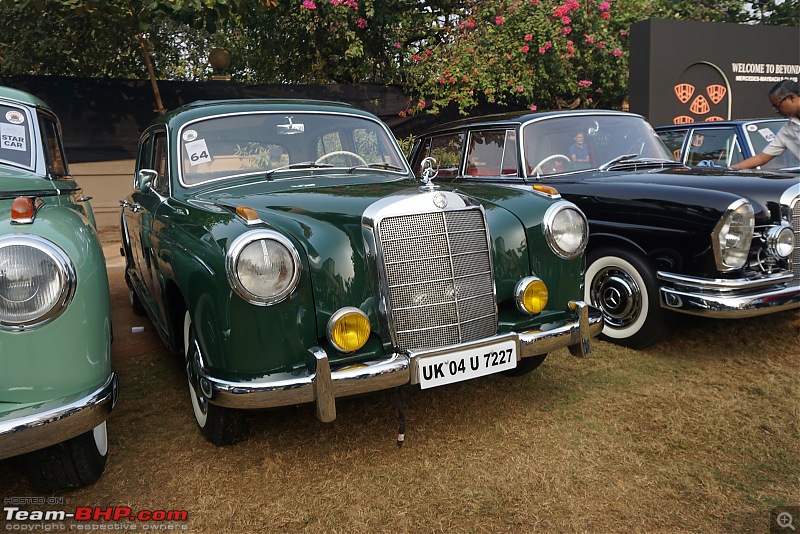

left=590, top=267, right=641, bottom=328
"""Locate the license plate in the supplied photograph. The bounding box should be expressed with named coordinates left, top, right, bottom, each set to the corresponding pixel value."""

left=416, top=338, right=517, bottom=389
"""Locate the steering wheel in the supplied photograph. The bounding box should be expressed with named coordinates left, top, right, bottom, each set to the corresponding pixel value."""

left=315, top=151, right=367, bottom=166
left=533, top=154, right=570, bottom=174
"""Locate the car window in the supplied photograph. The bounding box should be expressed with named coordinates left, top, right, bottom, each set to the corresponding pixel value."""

left=38, top=113, right=68, bottom=177
left=522, top=115, right=673, bottom=176
left=0, top=103, right=34, bottom=170
left=658, top=129, right=688, bottom=161
left=152, top=131, right=169, bottom=195
left=412, top=132, right=464, bottom=178
left=745, top=120, right=799, bottom=170
left=685, top=128, right=743, bottom=167
left=466, top=129, right=518, bottom=177
left=179, top=112, right=405, bottom=186
left=136, top=133, right=153, bottom=188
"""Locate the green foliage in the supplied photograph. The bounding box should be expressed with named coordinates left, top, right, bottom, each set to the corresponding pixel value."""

left=0, top=0, right=797, bottom=115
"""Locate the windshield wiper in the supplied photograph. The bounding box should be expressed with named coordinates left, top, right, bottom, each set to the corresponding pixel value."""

left=597, top=154, right=639, bottom=171
left=346, top=162, right=403, bottom=173
left=265, top=161, right=333, bottom=178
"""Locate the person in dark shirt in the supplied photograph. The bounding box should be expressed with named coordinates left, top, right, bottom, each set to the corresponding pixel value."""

left=569, top=132, right=589, bottom=163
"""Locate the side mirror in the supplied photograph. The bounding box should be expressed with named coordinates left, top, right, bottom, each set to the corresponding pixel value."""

left=137, top=169, right=158, bottom=192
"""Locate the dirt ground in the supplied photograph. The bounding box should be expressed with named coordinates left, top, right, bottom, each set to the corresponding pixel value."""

left=1, top=226, right=797, bottom=533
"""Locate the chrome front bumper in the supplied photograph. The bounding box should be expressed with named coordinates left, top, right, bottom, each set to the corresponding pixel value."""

left=0, top=373, right=118, bottom=460
left=658, top=271, right=800, bottom=317
left=189, top=301, right=603, bottom=423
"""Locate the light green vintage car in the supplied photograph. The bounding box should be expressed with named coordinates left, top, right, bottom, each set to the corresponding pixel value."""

left=121, top=99, right=603, bottom=446
left=0, top=86, right=117, bottom=492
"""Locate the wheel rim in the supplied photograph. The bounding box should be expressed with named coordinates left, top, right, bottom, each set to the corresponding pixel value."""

left=589, top=266, right=642, bottom=328
left=184, top=312, right=209, bottom=427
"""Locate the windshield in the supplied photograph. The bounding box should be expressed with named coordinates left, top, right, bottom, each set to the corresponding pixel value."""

left=745, top=120, right=799, bottom=170
left=522, top=114, right=674, bottom=176
left=179, top=111, right=407, bottom=186
left=0, top=103, right=35, bottom=171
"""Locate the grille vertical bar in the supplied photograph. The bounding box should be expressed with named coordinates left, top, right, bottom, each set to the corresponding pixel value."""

left=792, top=197, right=799, bottom=281
left=378, top=208, right=497, bottom=350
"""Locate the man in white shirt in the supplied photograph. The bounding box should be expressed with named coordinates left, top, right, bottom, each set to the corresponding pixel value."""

left=732, top=79, right=800, bottom=169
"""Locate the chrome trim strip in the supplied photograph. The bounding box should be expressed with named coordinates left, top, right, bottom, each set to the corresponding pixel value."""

left=0, top=373, right=118, bottom=460
left=194, top=301, right=603, bottom=415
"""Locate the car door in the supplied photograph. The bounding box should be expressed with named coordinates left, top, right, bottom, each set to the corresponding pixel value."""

left=124, top=128, right=168, bottom=325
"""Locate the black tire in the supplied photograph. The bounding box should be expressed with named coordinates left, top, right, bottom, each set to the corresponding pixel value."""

left=19, top=423, right=108, bottom=493
left=184, top=312, right=248, bottom=446
left=503, top=355, right=547, bottom=377
left=584, top=247, right=674, bottom=349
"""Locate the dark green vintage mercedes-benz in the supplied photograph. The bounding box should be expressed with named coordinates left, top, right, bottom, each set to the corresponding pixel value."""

left=120, top=99, right=603, bottom=445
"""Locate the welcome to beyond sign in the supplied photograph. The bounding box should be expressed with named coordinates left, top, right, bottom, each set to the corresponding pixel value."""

left=629, top=19, right=800, bottom=126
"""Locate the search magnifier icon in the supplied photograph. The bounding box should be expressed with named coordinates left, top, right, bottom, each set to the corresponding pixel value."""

left=778, top=511, right=796, bottom=531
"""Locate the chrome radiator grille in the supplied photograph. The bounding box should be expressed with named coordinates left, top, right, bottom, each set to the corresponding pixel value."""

left=792, top=196, right=800, bottom=282
left=378, top=208, right=497, bottom=350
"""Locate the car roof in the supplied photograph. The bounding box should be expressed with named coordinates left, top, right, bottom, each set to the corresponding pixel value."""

left=151, top=98, right=367, bottom=128
left=654, top=118, right=786, bottom=131
left=0, top=86, right=49, bottom=110
left=421, top=108, right=644, bottom=135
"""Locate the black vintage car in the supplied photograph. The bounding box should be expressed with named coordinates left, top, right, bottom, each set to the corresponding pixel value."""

left=409, top=110, right=799, bottom=349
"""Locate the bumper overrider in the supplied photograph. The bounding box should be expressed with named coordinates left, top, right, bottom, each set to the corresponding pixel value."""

left=658, top=271, right=800, bottom=317
left=0, top=373, right=118, bottom=460
left=188, top=301, right=603, bottom=423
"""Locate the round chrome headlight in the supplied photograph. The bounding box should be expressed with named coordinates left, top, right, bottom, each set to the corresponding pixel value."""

left=225, top=230, right=301, bottom=306
left=0, top=234, right=76, bottom=328
left=543, top=201, right=589, bottom=259
left=764, top=224, right=794, bottom=259
left=714, top=199, right=754, bottom=270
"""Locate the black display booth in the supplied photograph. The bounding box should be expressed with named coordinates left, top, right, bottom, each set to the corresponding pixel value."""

left=630, top=19, right=800, bottom=126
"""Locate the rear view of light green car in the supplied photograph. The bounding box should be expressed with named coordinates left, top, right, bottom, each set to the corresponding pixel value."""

left=0, top=86, right=117, bottom=493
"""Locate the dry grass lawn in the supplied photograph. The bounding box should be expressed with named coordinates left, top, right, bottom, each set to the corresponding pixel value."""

left=1, top=244, right=798, bottom=533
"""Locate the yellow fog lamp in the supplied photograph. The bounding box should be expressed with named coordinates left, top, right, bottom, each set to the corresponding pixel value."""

left=514, top=276, right=548, bottom=315
left=327, top=307, right=371, bottom=353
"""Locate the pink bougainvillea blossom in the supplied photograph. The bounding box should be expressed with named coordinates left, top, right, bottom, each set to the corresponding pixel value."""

left=600, top=11, right=610, bottom=19
left=530, top=104, right=537, bottom=111
left=524, top=34, right=533, bottom=41
left=521, top=45, right=529, bottom=53
left=517, top=85, right=525, bottom=92
left=599, top=1, right=610, bottom=10
left=578, top=79, right=592, bottom=87
left=495, top=15, right=505, bottom=25
left=357, top=17, right=368, bottom=28
left=393, top=42, right=401, bottom=48
left=620, top=29, right=628, bottom=36
left=612, top=48, right=623, bottom=57
left=562, top=26, right=572, bottom=35
left=301, top=0, right=316, bottom=8
left=561, top=16, right=571, bottom=24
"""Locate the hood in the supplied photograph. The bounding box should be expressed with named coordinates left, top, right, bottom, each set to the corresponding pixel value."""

left=555, top=166, right=798, bottom=226
left=195, top=175, right=544, bottom=331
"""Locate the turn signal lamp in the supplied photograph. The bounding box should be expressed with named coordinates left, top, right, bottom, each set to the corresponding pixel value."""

left=514, top=277, right=548, bottom=315
left=532, top=184, right=559, bottom=196
left=11, top=196, right=35, bottom=224
left=327, top=307, right=371, bottom=353
left=236, top=206, right=262, bottom=225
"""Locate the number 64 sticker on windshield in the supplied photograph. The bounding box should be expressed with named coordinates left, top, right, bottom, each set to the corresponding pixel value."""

left=185, top=139, right=212, bottom=166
